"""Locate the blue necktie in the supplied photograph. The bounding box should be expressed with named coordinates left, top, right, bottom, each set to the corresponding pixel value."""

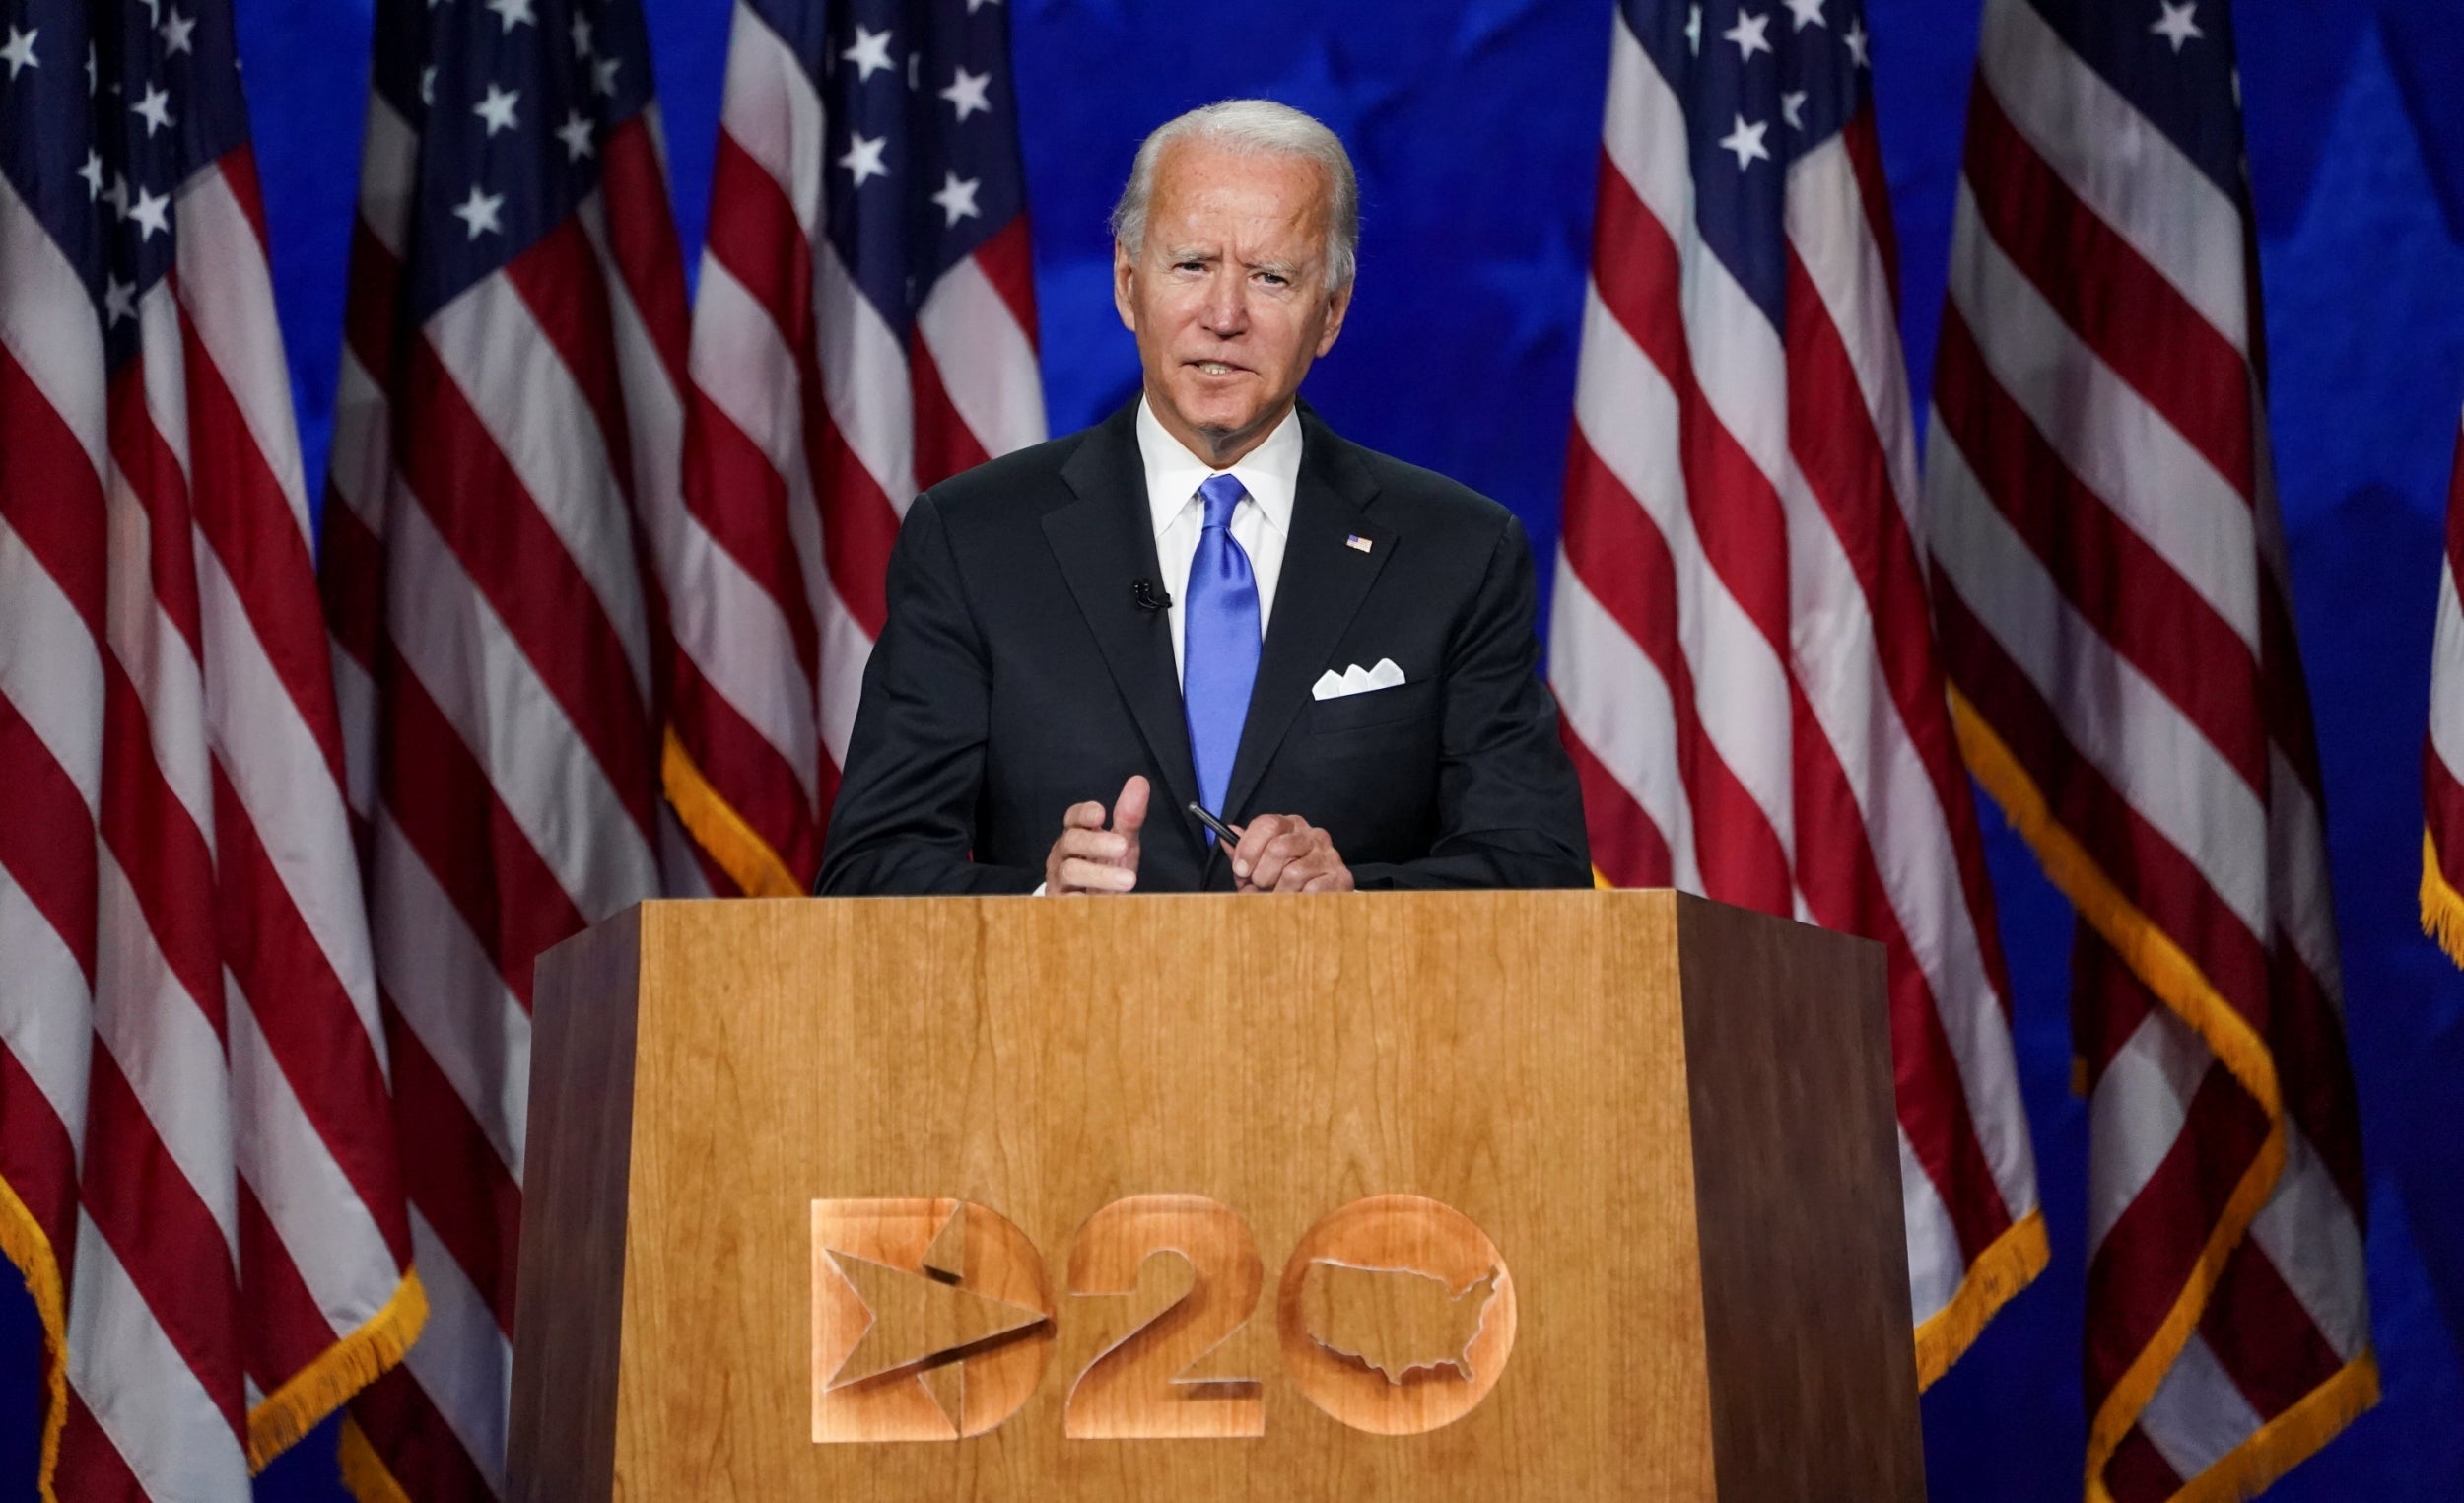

left=1183, top=473, right=1261, bottom=833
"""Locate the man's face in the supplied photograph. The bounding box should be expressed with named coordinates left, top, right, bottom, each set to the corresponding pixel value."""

left=1115, top=141, right=1351, bottom=466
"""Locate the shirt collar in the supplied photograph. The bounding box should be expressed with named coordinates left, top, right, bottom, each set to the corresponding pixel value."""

left=1136, top=396, right=1303, bottom=541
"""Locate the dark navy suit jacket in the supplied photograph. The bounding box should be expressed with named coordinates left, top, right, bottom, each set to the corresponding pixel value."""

left=815, top=399, right=1591, bottom=894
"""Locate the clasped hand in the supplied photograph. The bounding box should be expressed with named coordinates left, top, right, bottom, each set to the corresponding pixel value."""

left=1043, top=776, right=1354, bottom=894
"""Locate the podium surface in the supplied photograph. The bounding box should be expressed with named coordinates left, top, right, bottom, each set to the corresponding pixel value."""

left=510, top=890, right=1923, bottom=1501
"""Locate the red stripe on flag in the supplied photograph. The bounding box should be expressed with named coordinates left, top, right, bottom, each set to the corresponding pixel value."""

left=55, top=1390, right=149, bottom=1503
left=970, top=215, right=1041, bottom=345
left=387, top=1018, right=521, bottom=1334
left=1935, top=309, right=2270, bottom=794
left=105, top=354, right=205, bottom=656
left=1934, top=584, right=2274, bottom=1029
left=502, top=219, right=641, bottom=509
left=351, top=1365, right=497, bottom=1502
left=910, top=332, right=992, bottom=492
left=2102, top=1425, right=2186, bottom=1503
left=178, top=305, right=353, bottom=784
left=0, top=1048, right=81, bottom=1284
left=1961, top=86, right=2256, bottom=503
left=1559, top=430, right=1791, bottom=911
left=2198, top=1235, right=2348, bottom=1420
left=679, top=389, right=820, bottom=679
left=598, top=118, right=694, bottom=388
left=1785, top=681, right=2016, bottom=1261
left=78, top=1053, right=246, bottom=1437
left=670, top=653, right=823, bottom=883
left=397, top=338, right=661, bottom=841
left=1558, top=719, right=1673, bottom=887
left=210, top=765, right=415, bottom=1262
left=376, top=656, right=587, bottom=1004
left=0, top=341, right=109, bottom=634
left=0, top=695, right=100, bottom=985
left=811, top=412, right=901, bottom=639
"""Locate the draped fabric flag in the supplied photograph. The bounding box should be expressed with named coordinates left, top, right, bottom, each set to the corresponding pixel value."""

left=0, top=0, right=426, bottom=1491
left=665, top=0, right=1045, bottom=895
left=2422, top=404, right=2464, bottom=964
left=1925, top=0, right=2375, bottom=1495
left=1546, top=0, right=2045, bottom=1385
left=318, top=0, right=696, bottom=1488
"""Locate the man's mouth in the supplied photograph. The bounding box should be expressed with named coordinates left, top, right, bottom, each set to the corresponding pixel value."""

left=1189, top=361, right=1245, bottom=376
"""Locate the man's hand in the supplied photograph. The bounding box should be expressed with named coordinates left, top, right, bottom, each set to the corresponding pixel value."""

left=1046, top=776, right=1149, bottom=894
left=1229, top=814, right=1354, bottom=893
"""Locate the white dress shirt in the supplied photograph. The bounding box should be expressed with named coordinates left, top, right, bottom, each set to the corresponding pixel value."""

left=1137, top=397, right=1302, bottom=685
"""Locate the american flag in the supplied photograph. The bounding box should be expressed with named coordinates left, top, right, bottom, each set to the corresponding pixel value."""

left=0, top=0, right=425, bottom=1492
left=317, top=0, right=695, bottom=1488
left=2423, top=404, right=2464, bottom=966
left=1925, top=0, right=2375, bottom=1495
left=1546, top=0, right=2046, bottom=1384
left=665, top=0, right=1044, bottom=895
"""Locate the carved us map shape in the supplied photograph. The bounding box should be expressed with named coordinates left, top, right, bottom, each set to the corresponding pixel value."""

left=1296, top=1262, right=1501, bottom=1384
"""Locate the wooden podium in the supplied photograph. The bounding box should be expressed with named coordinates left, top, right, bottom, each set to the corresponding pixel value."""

left=507, top=891, right=1924, bottom=1501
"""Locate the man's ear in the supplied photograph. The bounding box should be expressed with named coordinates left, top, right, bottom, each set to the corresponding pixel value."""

left=1113, top=239, right=1137, bottom=334
left=1315, top=281, right=1352, bottom=358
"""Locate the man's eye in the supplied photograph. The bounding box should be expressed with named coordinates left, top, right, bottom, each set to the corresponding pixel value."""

left=1258, top=272, right=1287, bottom=287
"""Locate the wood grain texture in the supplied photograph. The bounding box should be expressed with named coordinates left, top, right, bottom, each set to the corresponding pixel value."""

left=506, top=905, right=641, bottom=1503
left=1675, top=894, right=1928, bottom=1502
left=508, top=889, right=1922, bottom=1501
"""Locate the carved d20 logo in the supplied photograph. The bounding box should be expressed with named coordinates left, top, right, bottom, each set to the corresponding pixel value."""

left=1275, top=1195, right=1517, bottom=1435
left=810, top=1198, right=1056, bottom=1442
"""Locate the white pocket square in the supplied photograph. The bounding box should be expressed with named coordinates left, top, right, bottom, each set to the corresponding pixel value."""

left=1311, top=657, right=1407, bottom=701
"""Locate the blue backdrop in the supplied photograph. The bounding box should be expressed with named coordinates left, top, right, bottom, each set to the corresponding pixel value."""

left=7, top=0, right=2462, bottom=1496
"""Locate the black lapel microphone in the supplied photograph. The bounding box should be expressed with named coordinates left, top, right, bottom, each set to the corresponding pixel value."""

left=1131, top=579, right=1173, bottom=613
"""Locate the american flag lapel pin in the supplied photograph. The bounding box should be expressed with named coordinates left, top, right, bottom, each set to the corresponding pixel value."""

left=1345, top=533, right=1373, bottom=553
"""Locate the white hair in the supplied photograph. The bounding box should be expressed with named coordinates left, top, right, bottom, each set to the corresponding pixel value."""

left=1110, top=100, right=1361, bottom=292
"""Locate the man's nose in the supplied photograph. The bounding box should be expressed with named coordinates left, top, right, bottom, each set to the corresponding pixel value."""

left=1200, top=273, right=1247, bottom=335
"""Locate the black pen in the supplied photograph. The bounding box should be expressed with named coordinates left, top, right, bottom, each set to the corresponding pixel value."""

left=1186, top=802, right=1246, bottom=848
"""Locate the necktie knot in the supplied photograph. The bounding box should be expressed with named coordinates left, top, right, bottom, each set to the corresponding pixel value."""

left=1198, top=472, right=1246, bottom=531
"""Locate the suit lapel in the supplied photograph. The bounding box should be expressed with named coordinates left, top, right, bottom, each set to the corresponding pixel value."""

left=1045, top=403, right=1204, bottom=822
left=1220, top=410, right=1393, bottom=825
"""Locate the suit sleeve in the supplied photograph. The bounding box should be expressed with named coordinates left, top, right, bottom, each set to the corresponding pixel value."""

left=1347, top=513, right=1593, bottom=891
left=815, top=493, right=1043, bottom=895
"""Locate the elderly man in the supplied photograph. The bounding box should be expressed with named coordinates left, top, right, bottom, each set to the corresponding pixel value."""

left=818, top=100, right=1588, bottom=896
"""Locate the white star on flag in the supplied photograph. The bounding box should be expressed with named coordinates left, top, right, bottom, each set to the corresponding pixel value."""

left=1, top=28, right=36, bottom=80
left=592, top=55, right=620, bottom=95
left=839, top=131, right=889, bottom=186
left=2151, top=0, right=2203, bottom=52
left=1685, top=4, right=1701, bottom=53
left=1723, top=10, right=1772, bottom=60
left=451, top=184, right=504, bottom=239
left=484, top=0, right=534, bottom=32
left=930, top=171, right=982, bottom=226
left=128, top=185, right=171, bottom=239
left=570, top=13, right=591, bottom=55
left=967, top=0, right=1001, bottom=10
left=421, top=64, right=435, bottom=104
left=103, top=172, right=128, bottom=219
left=1844, top=19, right=1870, bottom=65
left=556, top=108, right=594, bottom=160
left=1781, top=89, right=1807, bottom=128
left=78, top=150, right=103, bottom=199
left=1784, top=0, right=1824, bottom=29
left=1718, top=113, right=1770, bottom=171
left=131, top=83, right=173, bottom=136
left=157, top=9, right=194, bottom=55
left=842, top=25, right=895, bottom=83
left=102, top=276, right=135, bottom=325
left=939, top=65, right=991, bottom=121
left=472, top=83, right=520, bottom=135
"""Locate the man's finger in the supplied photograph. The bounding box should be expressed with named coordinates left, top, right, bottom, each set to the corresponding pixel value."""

left=1054, top=828, right=1130, bottom=862
left=1059, top=857, right=1137, bottom=893
left=1248, top=831, right=1314, bottom=891
left=1230, top=814, right=1292, bottom=880
left=1063, top=799, right=1108, bottom=831
left=1113, top=775, right=1150, bottom=835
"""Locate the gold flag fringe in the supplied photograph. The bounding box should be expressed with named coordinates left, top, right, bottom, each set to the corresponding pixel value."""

left=0, top=1174, right=67, bottom=1502
left=246, top=1271, right=430, bottom=1470
left=1914, top=1209, right=2050, bottom=1390
left=662, top=725, right=805, bottom=897
left=1949, top=693, right=2373, bottom=1496
left=338, top=1414, right=416, bottom=1503
left=2419, top=828, right=2464, bottom=967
